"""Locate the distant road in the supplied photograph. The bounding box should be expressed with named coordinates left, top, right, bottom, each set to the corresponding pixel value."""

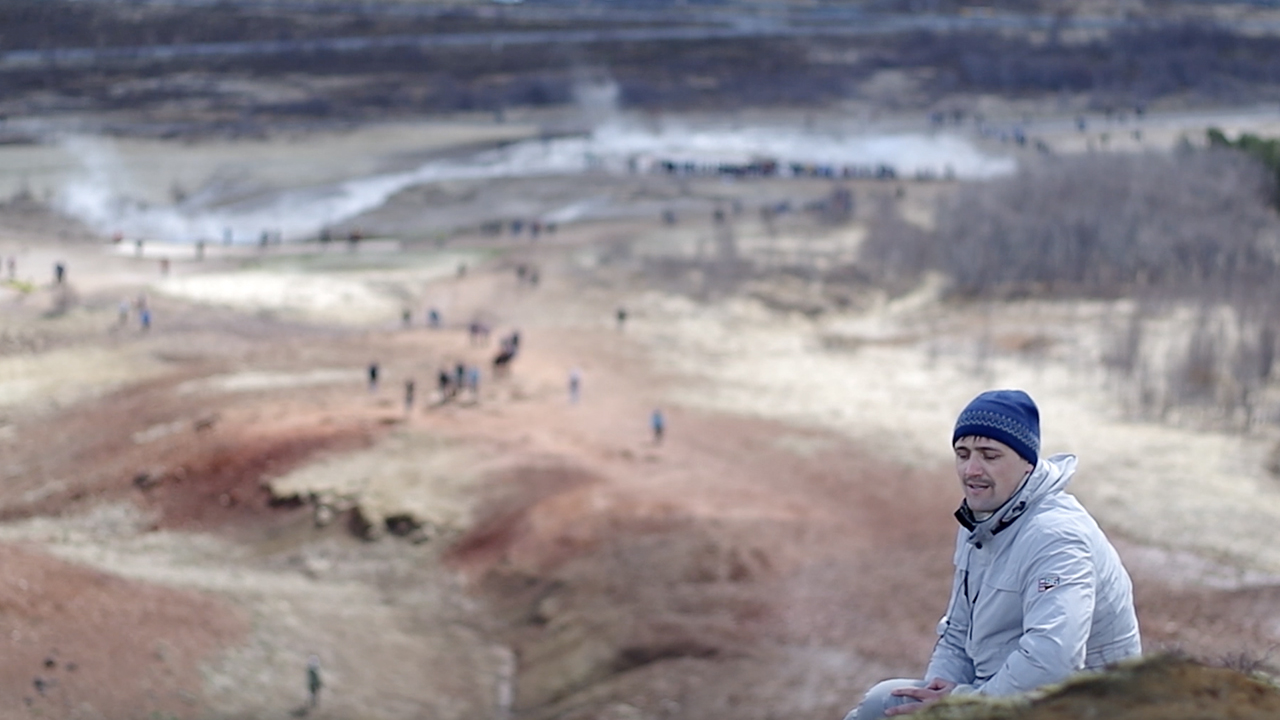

left=6, top=11, right=1266, bottom=70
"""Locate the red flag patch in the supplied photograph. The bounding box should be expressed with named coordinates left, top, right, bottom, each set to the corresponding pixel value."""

left=1037, top=574, right=1061, bottom=592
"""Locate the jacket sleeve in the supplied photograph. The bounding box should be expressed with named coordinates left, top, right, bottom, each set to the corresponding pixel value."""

left=924, top=555, right=976, bottom=685
left=971, top=532, right=1095, bottom=696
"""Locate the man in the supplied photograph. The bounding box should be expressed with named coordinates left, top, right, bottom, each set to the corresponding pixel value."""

left=437, top=368, right=452, bottom=402
left=568, top=367, right=582, bottom=404
left=846, top=389, right=1141, bottom=719
left=306, top=654, right=323, bottom=709
left=467, top=365, right=480, bottom=398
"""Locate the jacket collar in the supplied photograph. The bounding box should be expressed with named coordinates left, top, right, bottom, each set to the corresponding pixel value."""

left=953, top=454, right=1078, bottom=545
left=954, top=485, right=1030, bottom=538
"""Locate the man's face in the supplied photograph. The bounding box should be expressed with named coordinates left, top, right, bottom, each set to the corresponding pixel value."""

left=954, top=436, right=1033, bottom=514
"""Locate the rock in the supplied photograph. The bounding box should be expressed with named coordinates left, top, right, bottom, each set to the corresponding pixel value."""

left=348, top=506, right=384, bottom=541
left=533, top=593, right=564, bottom=624
left=133, top=471, right=160, bottom=490
left=302, top=555, right=332, bottom=579
left=913, top=654, right=1280, bottom=720
left=384, top=513, right=421, bottom=537
left=313, top=504, right=335, bottom=527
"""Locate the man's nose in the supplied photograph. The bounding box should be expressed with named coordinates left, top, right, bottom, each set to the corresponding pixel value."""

left=961, top=457, right=983, bottom=477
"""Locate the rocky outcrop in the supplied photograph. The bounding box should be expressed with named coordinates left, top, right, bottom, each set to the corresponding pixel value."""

left=914, top=654, right=1280, bottom=720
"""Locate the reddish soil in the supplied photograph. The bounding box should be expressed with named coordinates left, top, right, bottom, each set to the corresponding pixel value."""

left=0, top=370, right=381, bottom=531
left=2, top=225, right=1280, bottom=720
left=0, top=543, right=246, bottom=718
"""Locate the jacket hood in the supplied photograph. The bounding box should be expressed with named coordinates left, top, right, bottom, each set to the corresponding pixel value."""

left=956, top=453, right=1077, bottom=545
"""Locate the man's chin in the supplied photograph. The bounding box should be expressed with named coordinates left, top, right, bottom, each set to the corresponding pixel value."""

left=965, top=495, right=995, bottom=513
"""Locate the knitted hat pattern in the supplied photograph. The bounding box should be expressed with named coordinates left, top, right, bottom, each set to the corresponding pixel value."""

left=952, top=389, right=1041, bottom=466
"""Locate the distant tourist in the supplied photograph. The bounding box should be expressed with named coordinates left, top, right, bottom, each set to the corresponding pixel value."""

left=306, top=654, right=323, bottom=709
left=651, top=408, right=665, bottom=444
left=402, top=308, right=412, bottom=328
left=492, top=347, right=516, bottom=376
left=437, top=368, right=452, bottom=402
left=468, top=321, right=490, bottom=346
left=404, top=379, right=415, bottom=413
left=139, top=307, right=151, bottom=331
left=53, top=261, right=64, bottom=285
left=616, top=307, right=627, bottom=330
left=568, top=367, right=582, bottom=404
left=368, top=362, right=379, bottom=392
left=427, top=308, right=441, bottom=329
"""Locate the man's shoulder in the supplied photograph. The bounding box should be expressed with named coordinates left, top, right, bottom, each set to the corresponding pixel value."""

left=1019, top=496, right=1098, bottom=542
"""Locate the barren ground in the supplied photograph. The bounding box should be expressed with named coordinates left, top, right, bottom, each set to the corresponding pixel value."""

left=3, top=117, right=1280, bottom=720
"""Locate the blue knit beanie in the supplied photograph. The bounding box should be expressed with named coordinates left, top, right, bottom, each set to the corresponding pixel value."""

left=952, top=389, right=1040, bottom=466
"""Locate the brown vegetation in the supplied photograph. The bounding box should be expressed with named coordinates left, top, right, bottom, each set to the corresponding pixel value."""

left=861, top=147, right=1280, bottom=428
left=914, top=655, right=1280, bottom=720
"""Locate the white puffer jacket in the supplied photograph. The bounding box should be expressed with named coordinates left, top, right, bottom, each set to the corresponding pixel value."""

left=924, top=453, right=1141, bottom=696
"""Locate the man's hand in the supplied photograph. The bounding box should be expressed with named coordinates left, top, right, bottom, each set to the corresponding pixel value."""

left=884, top=678, right=958, bottom=716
